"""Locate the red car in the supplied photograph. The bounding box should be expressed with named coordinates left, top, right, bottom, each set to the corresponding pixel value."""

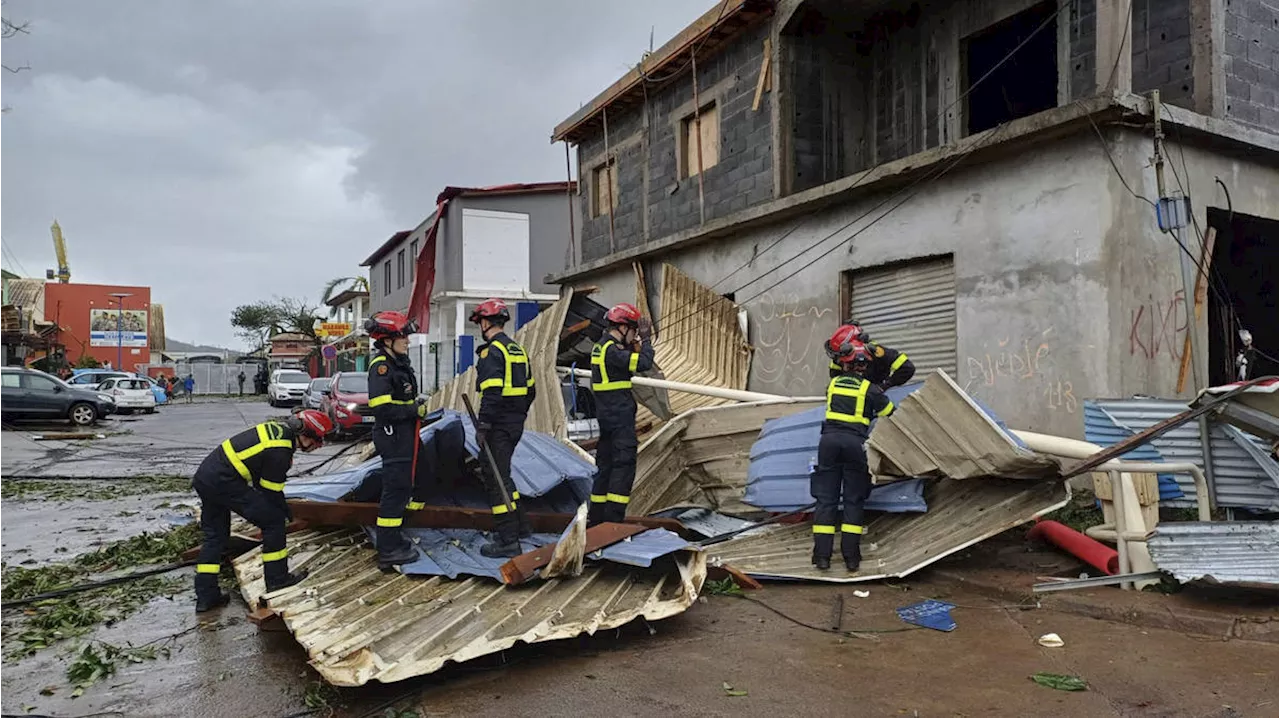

left=321, top=371, right=373, bottom=436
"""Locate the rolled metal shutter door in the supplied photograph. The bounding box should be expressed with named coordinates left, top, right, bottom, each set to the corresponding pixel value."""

left=849, top=256, right=957, bottom=376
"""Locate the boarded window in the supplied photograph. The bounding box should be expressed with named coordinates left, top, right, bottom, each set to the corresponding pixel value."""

left=846, top=255, right=957, bottom=375
left=681, top=103, right=720, bottom=178
left=592, top=159, right=618, bottom=218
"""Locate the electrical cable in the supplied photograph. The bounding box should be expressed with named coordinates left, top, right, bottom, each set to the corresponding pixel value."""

left=726, top=594, right=921, bottom=636
left=1, top=560, right=196, bottom=609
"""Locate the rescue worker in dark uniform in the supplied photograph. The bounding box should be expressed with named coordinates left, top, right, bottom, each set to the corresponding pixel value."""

left=827, top=323, right=915, bottom=389
left=813, top=326, right=895, bottom=573
left=588, top=303, right=654, bottom=526
left=470, top=298, right=536, bottom=558
left=364, top=310, right=425, bottom=569
left=192, top=409, right=334, bottom=612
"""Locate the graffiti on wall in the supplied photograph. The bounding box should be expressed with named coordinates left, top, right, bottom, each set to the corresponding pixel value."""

left=964, top=327, right=1076, bottom=414
left=752, top=291, right=833, bottom=394
left=1129, top=290, right=1187, bottom=362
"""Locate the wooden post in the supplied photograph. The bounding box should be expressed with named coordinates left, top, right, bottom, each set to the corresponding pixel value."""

left=564, top=141, right=577, bottom=268
left=692, top=52, right=706, bottom=225
left=1176, top=226, right=1218, bottom=393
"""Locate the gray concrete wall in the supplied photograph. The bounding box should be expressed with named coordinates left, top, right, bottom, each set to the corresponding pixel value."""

left=576, top=21, right=774, bottom=263
left=1131, top=0, right=1195, bottom=109
left=1223, top=0, right=1279, bottom=130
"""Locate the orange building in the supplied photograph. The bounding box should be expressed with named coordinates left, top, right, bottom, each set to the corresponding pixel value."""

left=44, top=282, right=152, bottom=370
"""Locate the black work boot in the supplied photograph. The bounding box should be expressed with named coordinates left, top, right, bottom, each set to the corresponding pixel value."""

left=812, top=554, right=831, bottom=571
left=844, top=547, right=862, bottom=573
left=516, top=506, right=532, bottom=539
left=479, top=536, right=522, bottom=559
left=194, top=592, right=230, bottom=613
left=377, top=545, right=419, bottom=570
left=265, top=569, right=309, bottom=593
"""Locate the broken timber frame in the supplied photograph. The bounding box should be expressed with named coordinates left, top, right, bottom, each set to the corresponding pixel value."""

left=500, top=522, right=648, bottom=585
left=285, top=499, right=688, bottom=536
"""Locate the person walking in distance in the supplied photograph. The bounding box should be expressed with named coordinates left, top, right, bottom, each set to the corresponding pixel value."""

left=183, top=374, right=195, bottom=403
left=469, top=299, right=536, bottom=558
left=363, top=311, right=424, bottom=569
left=191, top=409, right=333, bottom=612
left=812, top=327, right=895, bottom=572
left=237, top=370, right=246, bottom=396
left=587, top=303, right=653, bottom=526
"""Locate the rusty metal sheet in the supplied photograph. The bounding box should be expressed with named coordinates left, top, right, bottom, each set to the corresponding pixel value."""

left=708, top=478, right=1070, bottom=583
left=233, top=528, right=706, bottom=686
left=867, top=369, right=1063, bottom=480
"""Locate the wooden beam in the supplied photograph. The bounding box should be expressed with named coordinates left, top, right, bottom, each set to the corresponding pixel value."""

left=500, top=522, right=648, bottom=585
left=1176, top=226, right=1217, bottom=394
left=751, top=37, right=772, bottom=112
left=707, top=563, right=763, bottom=590
left=285, top=499, right=687, bottom=535
left=559, top=318, right=592, bottom=340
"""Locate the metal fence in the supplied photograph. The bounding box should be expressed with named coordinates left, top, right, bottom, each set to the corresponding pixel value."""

left=138, top=363, right=263, bottom=395
left=410, top=340, right=458, bottom=395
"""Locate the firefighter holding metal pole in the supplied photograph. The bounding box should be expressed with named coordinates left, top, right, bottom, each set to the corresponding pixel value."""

left=812, top=327, right=895, bottom=573
left=470, top=299, right=536, bottom=558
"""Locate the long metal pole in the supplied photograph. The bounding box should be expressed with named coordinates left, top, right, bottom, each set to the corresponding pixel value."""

left=461, top=393, right=515, bottom=513
left=116, top=300, right=123, bottom=369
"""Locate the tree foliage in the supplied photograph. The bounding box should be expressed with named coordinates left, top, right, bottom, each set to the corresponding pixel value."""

left=320, top=276, right=369, bottom=318
left=230, top=297, right=324, bottom=349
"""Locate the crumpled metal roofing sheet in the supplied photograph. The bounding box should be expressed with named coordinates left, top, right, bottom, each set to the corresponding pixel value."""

left=1082, top=403, right=1185, bottom=501
left=709, top=478, right=1070, bottom=583
left=374, top=528, right=561, bottom=581
left=1147, top=521, right=1279, bottom=586
left=233, top=528, right=707, bottom=686
left=654, top=507, right=757, bottom=538
left=590, top=528, right=693, bottom=568
left=1088, top=398, right=1278, bottom=510
left=866, top=370, right=1060, bottom=481
left=635, top=264, right=752, bottom=428
left=426, top=287, right=575, bottom=441
left=284, top=411, right=594, bottom=503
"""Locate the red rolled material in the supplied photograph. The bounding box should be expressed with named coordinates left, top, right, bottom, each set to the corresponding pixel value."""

left=1026, top=519, right=1119, bottom=575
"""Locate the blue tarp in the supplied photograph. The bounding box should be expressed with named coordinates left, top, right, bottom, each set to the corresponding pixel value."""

left=1082, top=403, right=1185, bottom=501
left=743, top=382, right=1028, bottom=512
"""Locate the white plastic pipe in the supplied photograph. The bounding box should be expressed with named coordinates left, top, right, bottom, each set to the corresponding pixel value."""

left=559, top=367, right=823, bottom=404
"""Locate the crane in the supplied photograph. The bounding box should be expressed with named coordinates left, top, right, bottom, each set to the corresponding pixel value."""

left=49, top=220, right=70, bottom=283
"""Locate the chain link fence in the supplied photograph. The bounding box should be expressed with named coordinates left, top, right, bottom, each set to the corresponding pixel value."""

left=138, top=363, right=263, bottom=395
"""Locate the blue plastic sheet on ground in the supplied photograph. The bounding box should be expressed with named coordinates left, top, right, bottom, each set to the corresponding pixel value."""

left=896, top=599, right=957, bottom=632
left=743, top=382, right=1031, bottom=512
left=365, top=526, right=561, bottom=581
left=589, top=528, right=693, bottom=568
left=1082, top=403, right=1185, bottom=501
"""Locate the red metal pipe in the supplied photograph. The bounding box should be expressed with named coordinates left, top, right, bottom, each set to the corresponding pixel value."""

left=1026, top=519, right=1119, bottom=575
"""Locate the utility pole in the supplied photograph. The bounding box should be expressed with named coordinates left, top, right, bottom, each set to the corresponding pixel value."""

left=108, top=292, right=132, bottom=371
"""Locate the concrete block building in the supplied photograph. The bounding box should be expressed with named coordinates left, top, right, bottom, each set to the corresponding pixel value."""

left=548, top=0, right=1278, bottom=437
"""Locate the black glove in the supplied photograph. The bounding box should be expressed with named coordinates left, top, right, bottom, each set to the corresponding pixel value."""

left=637, top=317, right=653, bottom=341
left=475, top=422, right=491, bottom=450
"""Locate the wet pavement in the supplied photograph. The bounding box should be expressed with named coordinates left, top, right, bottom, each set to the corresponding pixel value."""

left=2, top=400, right=1276, bottom=717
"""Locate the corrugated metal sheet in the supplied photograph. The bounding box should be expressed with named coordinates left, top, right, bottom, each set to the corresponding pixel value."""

left=866, top=370, right=1062, bottom=480
left=1148, top=521, right=1279, bottom=586
left=590, top=528, right=693, bottom=568
left=635, top=263, right=751, bottom=427
left=1089, top=398, right=1278, bottom=510
left=850, top=256, right=956, bottom=376
left=427, top=286, right=575, bottom=442
left=653, top=508, right=756, bottom=538
left=378, top=527, right=561, bottom=581
left=5, top=278, right=45, bottom=319
left=710, top=478, right=1069, bottom=583
left=234, top=528, right=706, bottom=686
left=1082, top=403, right=1185, bottom=501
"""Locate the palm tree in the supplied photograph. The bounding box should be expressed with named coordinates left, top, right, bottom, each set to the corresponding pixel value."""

left=320, top=276, right=370, bottom=318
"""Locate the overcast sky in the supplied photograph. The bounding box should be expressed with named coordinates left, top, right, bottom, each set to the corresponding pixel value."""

left=1, top=0, right=705, bottom=348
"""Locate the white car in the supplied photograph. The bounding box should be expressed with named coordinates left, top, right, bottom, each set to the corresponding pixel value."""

left=268, top=369, right=313, bottom=407
left=97, top=377, right=158, bottom=414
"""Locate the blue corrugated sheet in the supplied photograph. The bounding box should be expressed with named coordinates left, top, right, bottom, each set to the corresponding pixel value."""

left=653, top=508, right=757, bottom=538
left=590, top=529, right=693, bottom=568
left=1082, top=403, right=1185, bottom=501
left=1086, top=399, right=1276, bottom=510
left=366, top=527, right=561, bottom=581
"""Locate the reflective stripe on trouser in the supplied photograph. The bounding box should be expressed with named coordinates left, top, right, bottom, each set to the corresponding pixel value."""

left=588, top=422, right=638, bottom=525
left=373, top=420, right=416, bottom=554
left=482, top=423, right=527, bottom=543
left=809, top=430, right=872, bottom=563
left=192, top=468, right=290, bottom=599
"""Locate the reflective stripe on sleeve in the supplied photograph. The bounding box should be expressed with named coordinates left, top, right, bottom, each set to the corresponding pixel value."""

left=258, top=479, right=285, bottom=492
left=890, top=353, right=909, bottom=372
left=877, top=401, right=895, bottom=417
left=369, top=394, right=413, bottom=407
left=406, top=501, right=425, bottom=510
left=606, top=493, right=630, bottom=504
left=492, top=503, right=511, bottom=515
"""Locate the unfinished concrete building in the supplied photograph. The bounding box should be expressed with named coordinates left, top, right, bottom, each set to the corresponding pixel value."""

left=548, top=0, right=1278, bottom=438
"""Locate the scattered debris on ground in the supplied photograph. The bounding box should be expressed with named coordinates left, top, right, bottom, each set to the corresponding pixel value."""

left=1, top=476, right=191, bottom=502
left=1030, top=672, right=1088, bottom=692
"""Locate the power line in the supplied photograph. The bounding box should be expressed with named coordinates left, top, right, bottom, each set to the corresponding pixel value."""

left=1, top=241, right=34, bottom=277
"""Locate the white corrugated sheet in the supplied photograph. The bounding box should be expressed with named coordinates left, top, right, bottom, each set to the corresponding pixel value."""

left=1147, top=521, right=1279, bottom=586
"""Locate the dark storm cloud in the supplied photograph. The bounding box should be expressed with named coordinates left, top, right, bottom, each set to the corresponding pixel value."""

left=1, top=0, right=705, bottom=347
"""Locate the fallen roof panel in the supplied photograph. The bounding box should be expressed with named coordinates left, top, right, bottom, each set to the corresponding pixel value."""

left=380, top=528, right=561, bottom=581
left=590, top=528, right=693, bottom=568
left=708, top=478, right=1069, bottom=583
left=1147, top=521, right=1279, bottom=587
left=234, top=528, right=706, bottom=686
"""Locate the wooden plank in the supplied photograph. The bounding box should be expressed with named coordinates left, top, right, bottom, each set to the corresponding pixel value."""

left=285, top=499, right=686, bottom=535
left=559, top=318, right=591, bottom=340
left=751, top=37, right=772, bottom=111
left=1176, top=226, right=1218, bottom=394
left=707, top=563, right=762, bottom=590
left=500, top=522, right=648, bottom=585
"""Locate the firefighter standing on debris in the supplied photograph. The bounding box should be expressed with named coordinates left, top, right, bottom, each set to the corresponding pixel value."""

left=588, top=303, right=654, bottom=526
left=192, top=410, right=334, bottom=612
left=471, top=298, right=536, bottom=558
left=827, top=323, right=915, bottom=389
left=365, top=310, right=427, bottom=569
left=812, top=326, right=895, bottom=573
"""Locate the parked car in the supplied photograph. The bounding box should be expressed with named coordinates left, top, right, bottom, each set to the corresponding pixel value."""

left=70, top=369, right=168, bottom=405
left=267, top=369, right=313, bottom=407
left=321, top=371, right=372, bottom=435
left=302, top=377, right=332, bottom=410
left=97, top=377, right=158, bottom=414
left=142, top=375, right=170, bottom=405
left=1, top=367, right=117, bottom=425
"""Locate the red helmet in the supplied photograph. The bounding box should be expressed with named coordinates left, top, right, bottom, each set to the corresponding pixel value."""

left=605, top=302, right=642, bottom=327
left=469, top=298, right=510, bottom=325
left=293, top=409, right=335, bottom=443
left=364, top=311, right=418, bottom=340
left=825, top=324, right=860, bottom=361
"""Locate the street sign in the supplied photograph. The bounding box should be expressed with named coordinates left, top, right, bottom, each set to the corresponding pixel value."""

left=321, top=344, right=337, bottom=360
